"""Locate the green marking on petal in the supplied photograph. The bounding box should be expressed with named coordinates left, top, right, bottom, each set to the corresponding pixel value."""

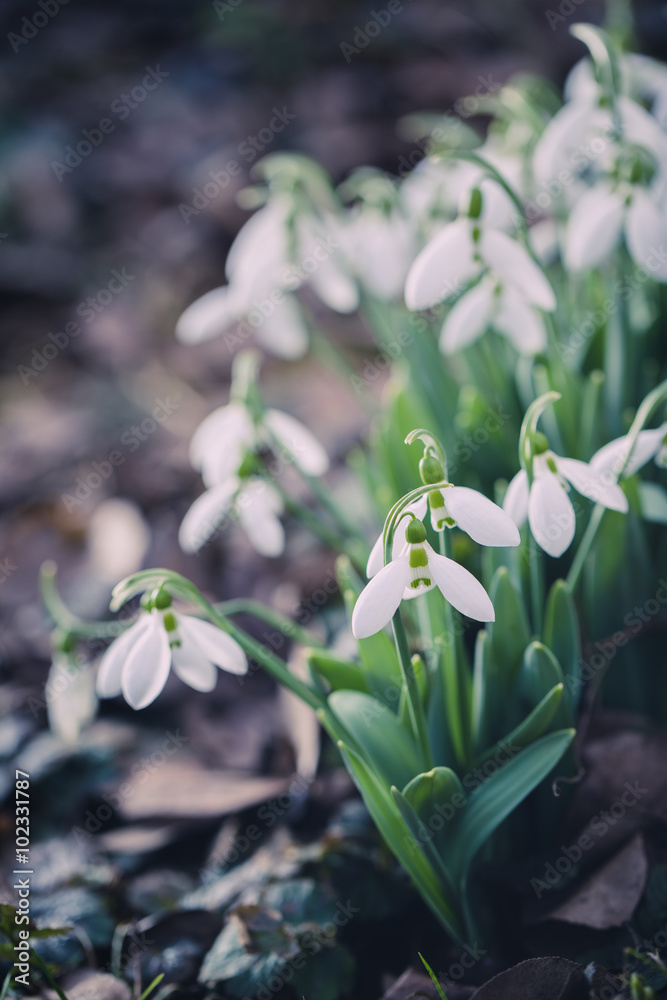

left=546, top=456, right=558, bottom=474
left=409, top=545, right=429, bottom=569
left=429, top=489, right=445, bottom=509
left=410, top=577, right=431, bottom=589
left=163, top=611, right=177, bottom=632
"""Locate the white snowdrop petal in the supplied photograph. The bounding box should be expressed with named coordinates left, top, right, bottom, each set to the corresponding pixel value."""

left=439, top=281, right=494, bottom=354
left=175, top=286, right=246, bottom=345
left=445, top=487, right=521, bottom=547
left=366, top=497, right=428, bottom=578
left=405, top=219, right=477, bottom=310
left=121, top=614, right=172, bottom=710
left=494, top=287, right=548, bottom=355
left=225, top=199, right=291, bottom=288
left=426, top=548, right=495, bottom=621
left=563, top=187, right=624, bottom=272
left=639, top=482, right=667, bottom=524
left=528, top=469, right=575, bottom=558
left=96, top=615, right=151, bottom=698
left=590, top=425, right=667, bottom=478
left=237, top=481, right=285, bottom=557
left=625, top=192, right=667, bottom=282
left=533, top=99, right=598, bottom=191
left=352, top=558, right=411, bottom=638
left=253, top=294, right=310, bottom=359
left=481, top=229, right=556, bottom=310
left=556, top=456, right=629, bottom=513
left=49, top=660, right=97, bottom=743
left=189, top=403, right=254, bottom=480
left=180, top=616, right=248, bottom=675
left=264, top=409, right=330, bottom=476
left=171, top=638, right=217, bottom=692
left=503, top=469, right=530, bottom=528
left=178, top=479, right=239, bottom=553
left=308, top=255, right=360, bottom=313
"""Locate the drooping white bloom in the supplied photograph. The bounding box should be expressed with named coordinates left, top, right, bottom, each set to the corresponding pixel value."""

left=589, top=423, right=667, bottom=479
left=366, top=484, right=519, bottom=577
left=175, top=196, right=358, bottom=357
left=181, top=398, right=329, bottom=557
left=97, top=607, right=247, bottom=710
left=405, top=212, right=555, bottom=356
left=179, top=476, right=285, bottom=556
left=352, top=519, right=494, bottom=638
left=47, top=657, right=97, bottom=744
left=439, top=276, right=548, bottom=355
left=340, top=206, right=416, bottom=301
left=503, top=451, right=629, bottom=558
left=533, top=89, right=667, bottom=276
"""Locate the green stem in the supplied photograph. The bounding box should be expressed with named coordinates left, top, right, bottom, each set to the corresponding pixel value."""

left=392, top=611, right=433, bottom=767
left=528, top=538, right=545, bottom=638
left=214, top=598, right=325, bottom=648
left=270, top=477, right=367, bottom=573
left=439, top=529, right=471, bottom=769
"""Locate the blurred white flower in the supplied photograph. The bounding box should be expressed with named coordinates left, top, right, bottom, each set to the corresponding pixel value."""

left=340, top=205, right=416, bottom=301
left=590, top=422, right=667, bottom=478
left=504, top=450, right=628, bottom=557
left=47, top=657, right=97, bottom=744
left=176, top=196, right=358, bottom=358
left=179, top=475, right=285, bottom=556
left=352, top=518, right=494, bottom=639
left=97, top=606, right=247, bottom=710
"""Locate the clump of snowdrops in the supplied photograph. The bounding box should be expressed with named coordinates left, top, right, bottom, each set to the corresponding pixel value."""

left=43, top=23, right=667, bottom=943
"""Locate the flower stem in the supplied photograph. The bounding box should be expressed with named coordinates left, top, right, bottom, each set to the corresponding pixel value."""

left=214, top=598, right=325, bottom=648
left=439, top=530, right=472, bottom=769
left=392, top=610, right=433, bottom=767
left=528, top=537, right=545, bottom=638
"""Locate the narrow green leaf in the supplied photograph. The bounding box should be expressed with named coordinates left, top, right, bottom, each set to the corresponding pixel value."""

left=308, top=652, right=370, bottom=694
left=391, top=788, right=457, bottom=900
left=419, top=954, right=449, bottom=1000
left=520, top=641, right=573, bottom=730
left=328, top=691, right=423, bottom=791
left=476, top=684, right=563, bottom=765
left=449, top=728, right=575, bottom=883
left=544, top=580, right=582, bottom=712
left=487, top=567, right=531, bottom=692
left=336, top=741, right=464, bottom=942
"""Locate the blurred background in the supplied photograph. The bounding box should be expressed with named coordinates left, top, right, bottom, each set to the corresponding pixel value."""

left=1, top=1, right=667, bottom=991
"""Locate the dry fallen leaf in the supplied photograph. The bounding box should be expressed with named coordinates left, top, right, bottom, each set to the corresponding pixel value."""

left=544, top=833, right=648, bottom=930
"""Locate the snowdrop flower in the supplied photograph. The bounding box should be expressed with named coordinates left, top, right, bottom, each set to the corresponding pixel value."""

left=590, top=423, right=667, bottom=478
left=189, top=400, right=329, bottom=490
left=564, top=53, right=667, bottom=125
left=341, top=204, right=416, bottom=301
left=179, top=475, right=285, bottom=556
left=97, top=592, right=247, bottom=709
left=176, top=196, right=358, bottom=358
left=405, top=208, right=555, bottom=314
left=534, top=89, right=667, bottom=276
left=439, top=275, right=548, bottom=355
left=352, top=518, right=494, bottom=638
left=366, top=484, right=519, bottom=577
left=47, top=656, right=97, bottom=744
left=503, top=445, right=629, bottom=558
left=180, top=395, right=329, bottom=557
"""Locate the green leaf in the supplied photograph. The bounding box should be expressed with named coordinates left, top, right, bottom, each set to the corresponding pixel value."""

left=336, top=741, right=464, bottom=942
left=328, top=691, right=422, bottom=790
left=487, top=567, right=531, bottom=693
left=476, top=684, right=564, bottom=765
left=308, top=652, right=370, bottom=694
left=520, top=641, right=573, bottom=730
left=391, top=787, right=457, bottom=903
left=544, top=580, right=582, bottom=712
left=401, top=767, right=465, bottom=858
left=472, top=629, right=497, bottom=753
left=449, top=728, right=575, bottom=884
